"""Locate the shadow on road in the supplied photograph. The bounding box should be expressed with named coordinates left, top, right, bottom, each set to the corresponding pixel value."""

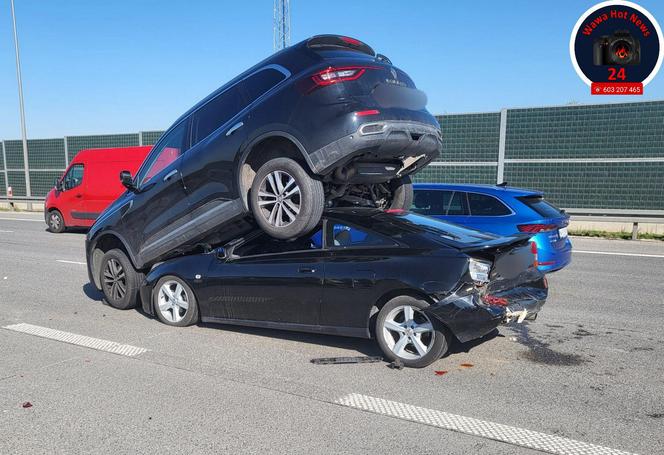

left=198, top=321, right=383, bottom=357
left=83, top=282, right=104, bottom=302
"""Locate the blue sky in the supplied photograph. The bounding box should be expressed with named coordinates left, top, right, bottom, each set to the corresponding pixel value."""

left=0, top=0, right=663, bottom=139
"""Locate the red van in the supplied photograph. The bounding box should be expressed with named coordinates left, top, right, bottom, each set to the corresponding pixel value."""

left=44, top=146, right=152, bottom=232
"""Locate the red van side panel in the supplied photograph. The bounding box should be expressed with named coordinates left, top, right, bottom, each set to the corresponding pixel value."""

left=46, top=146, right=152, bottom=228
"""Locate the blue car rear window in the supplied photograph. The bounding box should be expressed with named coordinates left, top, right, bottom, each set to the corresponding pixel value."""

left=518, top=196, right=564, bottom=219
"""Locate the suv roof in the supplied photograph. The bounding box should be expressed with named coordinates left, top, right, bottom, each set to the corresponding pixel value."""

left=413, top=183, right=542, bottom=198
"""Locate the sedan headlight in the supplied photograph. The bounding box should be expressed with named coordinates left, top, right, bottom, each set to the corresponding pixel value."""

left=469, top=258, right=491, bottom=284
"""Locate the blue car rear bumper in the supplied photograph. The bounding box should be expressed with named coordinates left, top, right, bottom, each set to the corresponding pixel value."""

left=532, top=234, right=573, bottom=273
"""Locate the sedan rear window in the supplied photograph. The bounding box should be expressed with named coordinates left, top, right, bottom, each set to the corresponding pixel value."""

left=373, top=211, right=497, bottom=247
left=518, top=196, right=563, bottom=218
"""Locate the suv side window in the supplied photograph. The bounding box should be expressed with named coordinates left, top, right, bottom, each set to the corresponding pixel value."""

left=191, top=86, right=244, bottom=145
left=139, top=121, right=188, bottom=185
left=242, top=68, right=286, bottom=106
left=329, top=223, right=397, bottom=248
left=467, top=193, right=512, bottom=216
left=234, top=229, right=322, bottom=257
left=62, top=164, right=84, bottom=190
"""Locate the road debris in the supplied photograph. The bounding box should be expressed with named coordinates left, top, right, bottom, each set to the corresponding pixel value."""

left=21, top=402, right=32, bottom=408
left=434, top=370, right=448, bottom=376
left=310, top=356, right=382, bottom=365
left=387, top=359, right=404, bottom=370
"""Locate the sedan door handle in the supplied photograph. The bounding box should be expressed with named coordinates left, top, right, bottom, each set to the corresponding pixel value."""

left=163, top=169, right=178, bottom=182
left=298, top=267, right=316, bottom=274
left=226, top=122, right=244, bottom=136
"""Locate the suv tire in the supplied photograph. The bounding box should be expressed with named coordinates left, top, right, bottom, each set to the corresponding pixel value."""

left=99, top=249, right=143, bottom=310
left=250, top=157, right=324, bottom=239
left=386, top=175, right=413, bottom=210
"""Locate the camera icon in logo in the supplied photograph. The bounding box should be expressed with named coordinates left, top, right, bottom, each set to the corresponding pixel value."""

left=593, top=30, right=641, bottom=66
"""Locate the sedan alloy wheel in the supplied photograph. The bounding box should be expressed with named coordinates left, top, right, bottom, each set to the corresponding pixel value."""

left=382, top=305, right=435, bottom=360
left=157, top=280, right=190, bottom=323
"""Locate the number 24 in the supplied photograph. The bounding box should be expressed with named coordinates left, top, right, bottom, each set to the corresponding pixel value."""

left=608, top=68, right=626, bottom=81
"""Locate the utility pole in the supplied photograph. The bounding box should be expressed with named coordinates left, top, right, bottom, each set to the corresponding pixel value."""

left=273, top=0, right=290, bottom=51
left=10, top=0, right=31, bottom=201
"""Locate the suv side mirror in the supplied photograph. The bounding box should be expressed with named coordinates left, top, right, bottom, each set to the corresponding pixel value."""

left=54, top=178, right=63, bottom=191
left=120, top=170, right=136, bottom=191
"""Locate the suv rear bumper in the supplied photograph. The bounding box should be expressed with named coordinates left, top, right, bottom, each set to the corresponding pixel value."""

left=308, top=120, right=442, bottom=176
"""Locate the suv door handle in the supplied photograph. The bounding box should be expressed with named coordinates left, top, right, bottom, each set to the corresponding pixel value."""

left=226, top=122, right=244, bottom=136
left=298, top=267, right=316, bottom=274
left=163, top=169, right=178, bottom=182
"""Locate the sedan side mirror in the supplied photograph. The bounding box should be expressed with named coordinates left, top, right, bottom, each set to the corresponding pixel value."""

left=120, top=170, right=137, bottom=191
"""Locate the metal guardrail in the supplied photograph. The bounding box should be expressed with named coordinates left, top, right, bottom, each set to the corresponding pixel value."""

left=2, top=199, right=662, bottom=239
left=564, top=208, right=664, bottom=240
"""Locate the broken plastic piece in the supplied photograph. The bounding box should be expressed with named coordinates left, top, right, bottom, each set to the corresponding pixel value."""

left=460, top=363, right=474, bottom=368
left=310, top=356, right=382, bottom=365
left=22, top=402, right=32, bottom=408
left=388, top=359, right=404, bottom=370
left=434, top=370, right=448, bottom=376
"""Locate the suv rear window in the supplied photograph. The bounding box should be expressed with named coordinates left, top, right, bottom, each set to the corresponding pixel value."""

left=306, top=35, right=375, bottom=56
left=518, top=196, right=563, bottom=218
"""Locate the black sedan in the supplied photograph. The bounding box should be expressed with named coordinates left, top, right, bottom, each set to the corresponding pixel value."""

left=136, top=208, right=547, bottom=368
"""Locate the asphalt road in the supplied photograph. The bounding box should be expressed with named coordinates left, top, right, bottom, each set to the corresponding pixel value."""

left=0, top=211, right=662, bottom=455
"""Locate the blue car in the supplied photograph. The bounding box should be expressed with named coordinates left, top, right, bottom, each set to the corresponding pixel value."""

left=412, top=183, right=572, bottom=273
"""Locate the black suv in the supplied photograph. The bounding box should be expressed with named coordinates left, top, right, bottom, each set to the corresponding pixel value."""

left=86, top=35, right=442, bottom=310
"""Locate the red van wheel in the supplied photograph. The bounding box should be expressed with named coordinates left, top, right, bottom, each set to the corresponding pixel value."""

left=47, top=210, right=66, bottom=233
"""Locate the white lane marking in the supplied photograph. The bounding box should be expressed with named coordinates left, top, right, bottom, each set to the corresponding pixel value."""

left=0, top=217, right=42, bottom=222
left=56, top=259, right=86, bottom=265
left=3, top=323, right=148, bottom=357
left=0, top=229, right=14, bottom=233
left=335, top=393, right=637, bottom=455
left=574, top=250, right=664, bottom=259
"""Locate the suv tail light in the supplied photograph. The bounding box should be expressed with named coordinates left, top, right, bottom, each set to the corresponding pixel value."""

left=311, top=66, right=374, bottom=86
left=518, top=224, right=557, bottom=233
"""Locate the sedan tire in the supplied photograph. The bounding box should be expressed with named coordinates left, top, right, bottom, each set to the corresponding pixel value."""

left=375, top=296, right=449, bottom=368
left=153, top=276, right=199, bottom=327
left=250, top=157, right=324, bottom=239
